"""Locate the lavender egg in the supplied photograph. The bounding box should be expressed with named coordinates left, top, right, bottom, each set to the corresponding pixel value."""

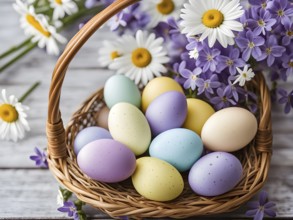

left=145, top=91, right=187, bottom=136
left=77, top=139, right=136, bottom=183
left=188, top=152, right=242, bottom=196
left=74, top=126, right=112, bottom=155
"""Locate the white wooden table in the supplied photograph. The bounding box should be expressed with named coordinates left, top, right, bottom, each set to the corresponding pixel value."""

left=0, top=0, right=293, bottom=219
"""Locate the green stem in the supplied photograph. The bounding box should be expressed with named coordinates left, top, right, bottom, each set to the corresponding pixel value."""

left=0, top=37, right=32, bottom=59
left=60, top=5, right=103, bottom=30
left=19, top=81, right=41, bottom=102
left=0, top=42, right=37, bottom=73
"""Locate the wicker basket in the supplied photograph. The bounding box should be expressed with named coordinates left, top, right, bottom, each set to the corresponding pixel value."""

left=46, top=0, right=273, bottom=218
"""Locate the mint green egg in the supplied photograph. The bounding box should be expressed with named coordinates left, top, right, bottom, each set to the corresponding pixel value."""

left=104, top=75, right=141, bottom=109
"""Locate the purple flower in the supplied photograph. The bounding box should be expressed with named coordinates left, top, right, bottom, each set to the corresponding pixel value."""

left=245, top=191, right=276, bottom=220
left=154, top=22, right=170, bottom=40
left=29, top=147, right=48, bottom=168
left=281, top=20, right=293, bottom=45
left=180, top=67, right=202, bottom=90
left=196, top=74, right=221, bottom=95
left=248, top=8, right=276, bottom=35
left=197, top=45, right=221, bottom=72
left=282, top=53, right=293, bottom=78
left=108, top=12, right=128, bottom=31
left=210, top=87, right=237, bottom=110
left=267, top=0, right=293, bottom=25
left=236, top=30, right=265, bottom=61
left=248, top=0, right=268, bottom=9
left=278, top=88, right=293, bottom=113
left=85, top=0, right=113, bottom=8
left=217, top=47, right=246, bottom=75
left=58, top=201, right=79, bottom=220
left=257, top=35, right=286, bottom=66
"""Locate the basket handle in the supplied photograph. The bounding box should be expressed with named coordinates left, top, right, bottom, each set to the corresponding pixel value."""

left=47, top=0, right=138, bottom=159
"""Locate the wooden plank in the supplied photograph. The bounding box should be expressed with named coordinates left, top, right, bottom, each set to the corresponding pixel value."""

left=0, top=166, right=291, bottom=219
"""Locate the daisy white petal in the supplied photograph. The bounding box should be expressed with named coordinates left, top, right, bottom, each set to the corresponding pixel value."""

left=110, top=30, right=170, bottom=86
left=0, top=90, right=30, bottom=142
left=141, top=0, right=185, bottom=28
left=180, top=0, right=244, bottom=48
left=13, top=0, right=67, bottom=55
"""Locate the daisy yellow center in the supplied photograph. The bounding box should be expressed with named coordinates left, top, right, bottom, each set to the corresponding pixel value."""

left=0, top=104, right=19, bottom=123
left=131, top=48, right=152, bottom=68
left=156, top=0, right=175, bottom=15
left=202, top=9, right=224, bottom=28
left=26, top=14, right=51, bottom=38
left=111, top=51, right=120, bottom=60
left=55, top=0, right=62, bottom=4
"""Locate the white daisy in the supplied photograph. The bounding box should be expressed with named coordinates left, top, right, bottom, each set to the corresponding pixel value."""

left=140, top=0, right=184, bottom=28
left=98, top=35, right=133, bottom=67
left=233, top=65, right=255, bottom=86
left=0, top=90, right=30, bottom=142
left=49, top=0, right=78, bottom=20
left=109, top=30, right=170, bottom=85
left=13, top=0, right=67, bottom=55
left=180, top=0, right=244, bottom=48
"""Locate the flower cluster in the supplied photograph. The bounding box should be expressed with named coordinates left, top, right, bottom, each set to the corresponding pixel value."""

left=97, top=0, right=293, bottom=114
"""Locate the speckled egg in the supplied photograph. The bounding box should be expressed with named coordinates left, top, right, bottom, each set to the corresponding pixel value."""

left=188, top=152, right=243, bottom=196
left=141, top=77, right=184, bottom=112
left=201, top=107, right=258, bottom=152
left=183, top=98, right=215, bottom=136
left=73, top=126, right=112, bottom=155
left=149, top=128, right=203, bottom=172
left=145, top=91, right=187, bottom=136
left=77, top=139, right=136, bottom=183
left=104, top=75, right=141, bottom=109
left=108, top=103, right=151, bottom=156
left=132, top=157, right=184, bottom=201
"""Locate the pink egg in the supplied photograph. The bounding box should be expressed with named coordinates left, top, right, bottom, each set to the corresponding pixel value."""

left=77, top=139, right=136, bottom=183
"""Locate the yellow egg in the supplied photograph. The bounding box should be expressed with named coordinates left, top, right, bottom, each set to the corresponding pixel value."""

left=183, top=98, right=215, bottom=136
left=108, top=103, right=151, bottom=156
left=141, top=77, right=184, bottom=112
left=132, top=157, right=184, bottom=202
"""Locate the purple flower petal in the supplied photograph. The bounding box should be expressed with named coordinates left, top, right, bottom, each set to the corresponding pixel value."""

left=264, top=208, right=277, bottom=217
left=245, top=209, right=258, bottom=216
left=259, top=191, right=268, bottom=206
left=254, top=209, right=264, bottom=220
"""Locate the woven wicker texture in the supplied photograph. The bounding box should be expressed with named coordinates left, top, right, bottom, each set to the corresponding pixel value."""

left=47, top=0, right=272, bottom=219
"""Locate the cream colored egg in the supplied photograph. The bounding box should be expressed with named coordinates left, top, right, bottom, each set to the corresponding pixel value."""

left=183, top=98, right=215, bottom=136
left=108, top=103, right=151, bottom=156
left=201, top=107, right=258, bottom=152
left=141, top=77, right=184, bottom=112
left=132, top=157, right=184, bottom=201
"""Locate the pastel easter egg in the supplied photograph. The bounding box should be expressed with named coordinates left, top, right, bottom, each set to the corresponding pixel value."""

left=74, top=126, right=112, bottom=155
left=108, top=103, right=151, bottom=156
left=183, top=98, right=215, bottom=136
left=149, top=128, right=203, bottom=172
left=201, top=107, right=258, bottom=152
left=77, top=139, right=136, bottom=183
left=141, top=77, right=184, bottom=112
left=188, top=152, right=243, bottom=196
left=145, top=91, right=187, bottom=136
left=104, top=75, right=141, bottom=109
left=96, top=106, right=110, bottom=129
left=132, top=157, right=184, bottom=201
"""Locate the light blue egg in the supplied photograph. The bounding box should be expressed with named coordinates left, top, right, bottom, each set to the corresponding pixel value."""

left=74, top=126, right=112, bottom=155
left=149, top=128, right=203, bottom=172
left=104, top=75, right=141, bottom=109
